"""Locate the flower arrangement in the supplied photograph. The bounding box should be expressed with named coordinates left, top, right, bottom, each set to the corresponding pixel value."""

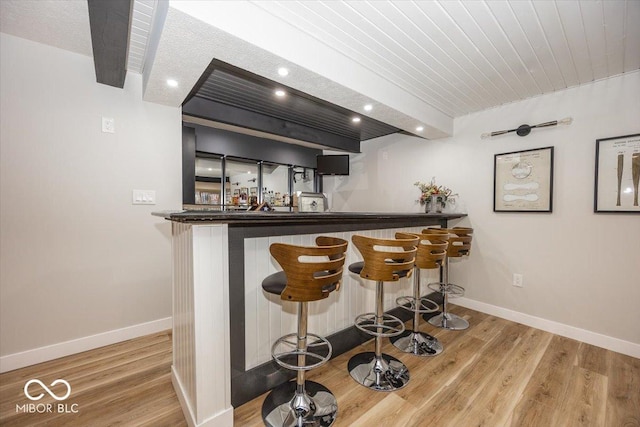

left=414, top=177, right=456, bottom=205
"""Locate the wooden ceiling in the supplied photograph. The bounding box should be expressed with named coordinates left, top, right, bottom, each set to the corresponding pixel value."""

left=253, top=0, right=639, bottom=117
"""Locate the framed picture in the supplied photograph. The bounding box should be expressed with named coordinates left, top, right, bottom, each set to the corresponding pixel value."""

left=494, top=146, right=554, bottom=212
left=594, top=133, right=640, bottom=213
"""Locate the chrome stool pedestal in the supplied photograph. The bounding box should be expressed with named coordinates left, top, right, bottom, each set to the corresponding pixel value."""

left=261, top=237, right=348, bottom=427
left=347, top=352, right=409, bottom=391
left=425, top=227, right=473, bottom=331
left=427, top=282, right=468, bottom=330
left=262, top=302, right=337, bottom=427
left=347, top=233, right=418, bottom=392
left=348, top=280, right=409, bottom=391
left=262, top=380, right=337, bottom=427
left=391, top=268, right=443, bottom=356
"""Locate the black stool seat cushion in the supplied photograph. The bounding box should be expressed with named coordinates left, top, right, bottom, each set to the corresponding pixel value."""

left=396, top=268, right=410, bottom=278
left=262, top=271, right=338, bottom=296
left=348, top=261, right=411, bottom=278
left=348, top=262, right=364, bottom=275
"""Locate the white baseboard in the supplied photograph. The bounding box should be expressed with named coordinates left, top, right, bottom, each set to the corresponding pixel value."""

left=0, top=317, right=172, bottom=373
left=172, top=367, right=234, bottom=427
left=172, top=367, right=196, bottom=427
left=454, top=297, right=640, bottom=359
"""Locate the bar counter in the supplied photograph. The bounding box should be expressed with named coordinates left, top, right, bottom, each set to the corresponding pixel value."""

left=161, top=210, right=466, bottom=427
left=159, top=210, right=465, bottom=225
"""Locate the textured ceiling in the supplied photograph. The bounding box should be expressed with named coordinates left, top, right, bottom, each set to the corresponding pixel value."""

left=0, top=0, right=91, bottom=56
left=0, top=0, right=154, bottom=74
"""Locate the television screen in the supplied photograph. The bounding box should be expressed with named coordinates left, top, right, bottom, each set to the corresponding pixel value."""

left=316, top=155, right=350, bottom=176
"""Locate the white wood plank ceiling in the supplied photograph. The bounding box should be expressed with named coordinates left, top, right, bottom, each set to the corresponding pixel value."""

left=127, top=0, right=156, bottom=74
left=252, top=0, right=640, bottom=117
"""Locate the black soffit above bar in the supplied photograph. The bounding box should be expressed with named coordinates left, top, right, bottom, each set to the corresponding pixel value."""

left=182, top=60, right=405, bottom=153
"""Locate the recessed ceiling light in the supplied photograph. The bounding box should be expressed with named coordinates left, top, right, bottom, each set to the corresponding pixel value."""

left=275, top=89, right=286, bottom=97
left=247, top=171, right=251, bottom=174
left=166, top=79, right=178, bottom=87
left=207, top=168, right=213, bottom=171
left=364, top=104, right=373, bottom=111
left=278, top=67, right=289, bottom=77
left=416, top=126, right=424, bottom=132
left=352, top=117, right=361, bottom=123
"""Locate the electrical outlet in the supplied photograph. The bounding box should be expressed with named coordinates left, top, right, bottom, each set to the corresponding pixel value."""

left=513, top=273, right=523, bottom=288
left=132, top=190, right=156, bottom=205
left=102, top=117, right=115, bottom=133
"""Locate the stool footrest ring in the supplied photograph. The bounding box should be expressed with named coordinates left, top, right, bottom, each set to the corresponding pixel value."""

left=427, top=282, right=465, bottom=297
left=395, top=296, right=439, bottom=314
left=354, top=312, right=405, bottom=337
left=271, top=332, right=332, bottom=371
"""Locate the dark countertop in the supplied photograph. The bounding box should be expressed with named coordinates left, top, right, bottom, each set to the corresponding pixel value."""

left=153, top=210, right=466, bottom=226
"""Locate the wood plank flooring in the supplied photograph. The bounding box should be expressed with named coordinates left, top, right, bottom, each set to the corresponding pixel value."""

left=1, top=305, right=638, bottom=426
left=0, top=330, right=186, bottom=427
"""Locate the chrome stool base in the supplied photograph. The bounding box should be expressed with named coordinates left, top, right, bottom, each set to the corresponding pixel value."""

left=390, top=330, right=443, bottom=356
left=262, top=380, right=338, bottom=427
left=347, top=352, right=410, bottom=391
left=428, top=312, right=469, bottom=331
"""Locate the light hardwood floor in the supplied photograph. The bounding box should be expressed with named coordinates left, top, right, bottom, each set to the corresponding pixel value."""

left=1, top=305, right=638, bottom=426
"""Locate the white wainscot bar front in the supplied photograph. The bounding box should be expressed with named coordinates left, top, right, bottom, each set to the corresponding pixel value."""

left=166, top=212, right=464, bottom=426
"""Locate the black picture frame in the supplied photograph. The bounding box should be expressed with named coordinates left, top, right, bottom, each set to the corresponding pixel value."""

left=594, top=133, right=640, bottom=213
left=493, top=146, right=554, bottom=213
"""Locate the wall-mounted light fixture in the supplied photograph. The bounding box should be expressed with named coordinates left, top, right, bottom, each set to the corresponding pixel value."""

left=481, top=117, right=573, bottom=139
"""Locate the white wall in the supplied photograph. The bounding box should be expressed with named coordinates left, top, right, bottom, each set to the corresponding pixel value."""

left=262, top=164, right=289, bottom=194
left=0, top=34, right=182, bottom=365
left=327, top=72, right=640, bottom=350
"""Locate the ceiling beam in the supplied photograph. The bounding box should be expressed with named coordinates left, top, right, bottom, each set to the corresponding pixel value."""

left=87, top=0, right=132, bottom=88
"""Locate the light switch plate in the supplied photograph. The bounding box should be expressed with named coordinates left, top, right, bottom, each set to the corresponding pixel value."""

left=102, top=117, right=115, bottom=133
left=132, top=190, right=156, bottom=205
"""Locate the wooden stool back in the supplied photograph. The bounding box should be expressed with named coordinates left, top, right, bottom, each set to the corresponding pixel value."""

left=413, top=232, right=448, bottom=270
left=269, top=236, right=348, bottom=302
left=446, top=227, right=473, bottom=258
left=316, top=236, right=349, bottom=291
left=422, top=227, right=473, bottom=258
left=352, top=234, right=418, bottom=282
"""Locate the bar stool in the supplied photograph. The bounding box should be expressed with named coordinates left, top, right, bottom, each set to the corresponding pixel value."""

left=347, top=233, right=418, bottom=391
left=390, top=232, right=447, bottom=356
left=426, top=227, right=473, bottom=331
left=261, top=236, right=348, bottom=427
